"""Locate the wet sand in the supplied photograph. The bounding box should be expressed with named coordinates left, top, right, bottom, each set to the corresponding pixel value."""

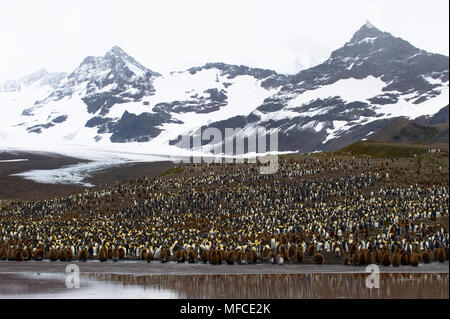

left=0, top=260, right=448, bottom=275
left=0, top=271, right=448, bottom=299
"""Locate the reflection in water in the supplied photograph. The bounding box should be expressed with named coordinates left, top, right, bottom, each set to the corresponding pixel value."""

left=85, top=273, right=449, bottom=299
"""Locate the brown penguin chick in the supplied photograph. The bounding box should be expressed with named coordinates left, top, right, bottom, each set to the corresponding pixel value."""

left=288, top=245, right=296, bottom=260
left=343, top=253, right=351, bottom=265
left=235, top=250, right=244, bottom=264
left=66, top=248, right=73, bottom=261
left=382, top=252, right=391, bottom=266
left=59, top=249, right=68, bottom=261
left=359, top=250, right=366, bottom=266
left=14, top=248, right=23, bottom=262
left=410, top=253, right=420, bottom=266
left=313, top=253, right=324, bottom=265
left=164, top=248, right=172, bottom=261
left=349, top=243, right=357, bottom=256
left=400, top=252, right=410, bottom=265
left=365, top=250, right=374, bottom=265
left=392, top=253, right=401, bottom=267
left=295, top=248, right=304, bottom=263
left=218, top=250, right=224, bottom=264
left=433, top=248, right=440, bottom=260
left=201, top=250, right=209, bottom=263
left=98, top=249, right=107, bottom=262
left=79, top=248, right=89, bottom=262
left=209, top=249, right=219, bottom=265
left=141, top=249, right=147, bottom=260
left=280, top=246, right=289, bottom=261
left=251, top=249, right=258, bottom=264
left=421, top=250, right=432, bottom=263
left=437, top=248, right=445, bottom=262
left=374, top=250, right=383, bottom=264
left=118, top=247, right=126, bottom=260
left=33, top=248, right=43, bottom=261
left=175, top=249, right=186, bottom=263
left=112, top=249, right=119, bottom=262
left=352, top=252, right=359, bottom=266
left=7, top=247, right=15, bottom=261
left=49, top=249, right=59, bottom=261
left=159, top=249, right=168, bottom=263
left=245, top=250, right=254, bottom=264
left=446, top=248, right=449, bottom=260
left=187, top=249, right=197, bottom=263
left=225, top=250, right=235, bottom=265
left=262, top=247, right=271, bottom=262
left=145, top=250, right=154, bottom=263
left=22, top=248, right=29, bottom=261
left=307, top=244, right=315, bottom=256
left=108, top=248, right=113, bottom=259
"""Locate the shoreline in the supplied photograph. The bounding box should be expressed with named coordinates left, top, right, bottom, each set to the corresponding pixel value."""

left=1, top=260, right=448, bottom=275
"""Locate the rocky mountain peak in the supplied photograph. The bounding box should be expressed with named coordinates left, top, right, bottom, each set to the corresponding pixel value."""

left=349, top=20, right=384, bottom=43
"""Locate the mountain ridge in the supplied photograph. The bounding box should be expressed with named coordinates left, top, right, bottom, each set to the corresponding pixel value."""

left=1, top=22, right=448, bottom=158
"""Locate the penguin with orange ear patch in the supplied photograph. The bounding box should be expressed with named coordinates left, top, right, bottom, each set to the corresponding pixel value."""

left=313, top=253, right=324, bottom=265
left=410, top=253, right=420, bottom=266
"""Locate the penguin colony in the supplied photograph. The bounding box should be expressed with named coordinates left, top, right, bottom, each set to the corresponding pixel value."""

left=0, top=154, right=448, bottom=266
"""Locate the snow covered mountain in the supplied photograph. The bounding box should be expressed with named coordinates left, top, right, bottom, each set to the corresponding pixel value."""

left=1, top=21, right=448, bottom=158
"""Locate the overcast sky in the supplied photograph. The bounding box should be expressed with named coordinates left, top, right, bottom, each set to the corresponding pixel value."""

left=0, top=0, right=449, bottom=80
